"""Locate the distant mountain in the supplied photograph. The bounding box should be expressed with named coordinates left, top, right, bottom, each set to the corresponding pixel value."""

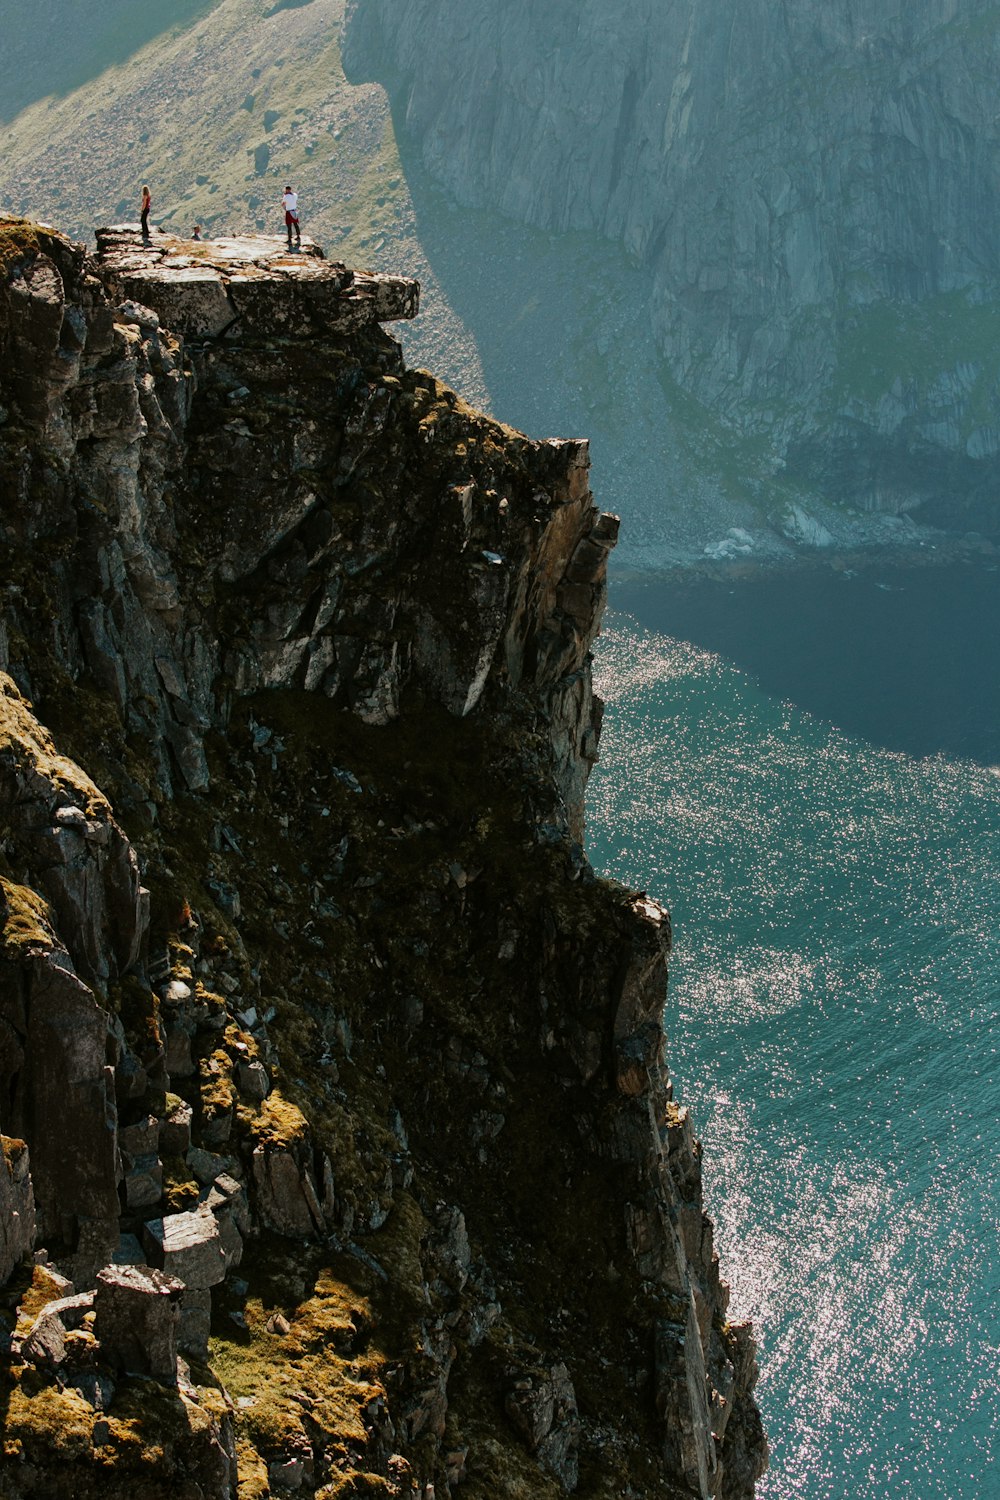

left=344, top=0, right=1000, bottom=541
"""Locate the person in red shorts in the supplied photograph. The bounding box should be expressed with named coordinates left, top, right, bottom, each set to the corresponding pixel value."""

left=282, top=185, right=301, bottom=249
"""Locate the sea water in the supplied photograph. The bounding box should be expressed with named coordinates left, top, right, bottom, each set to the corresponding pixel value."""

left=586, top=565, right=1000, bottom=1500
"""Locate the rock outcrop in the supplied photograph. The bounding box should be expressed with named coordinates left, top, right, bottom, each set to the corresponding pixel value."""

left=344, top=0, right=1000, bottom=534
left=0, top=217, right=766, bottom=1498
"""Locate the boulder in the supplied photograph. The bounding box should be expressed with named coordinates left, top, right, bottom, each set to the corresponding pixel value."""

left=19, top=1290, right=95, bottom=1368
left=119, top=1114, right=160, bottom=1158
left=251, top=1146, right=325, bottom=1239
left=237, top=1058, right=270, bottom=1101
left=143, top=1205, right=227, bottom=1288
left=160, top=1098, right=193, bottom=1155
left=0, top=942, right=120, bottom=1257
left=178, top=1285, right=212, bottom=1362
left=199, top=1176, right=246, bottom=1271
left=94, top=1263, right=182, bottom=1381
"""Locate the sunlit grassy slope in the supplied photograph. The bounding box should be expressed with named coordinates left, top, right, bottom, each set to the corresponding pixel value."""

left=0, top=0, right=727, bottom=564
left=0, top=0, right=224, bottom=124
left=0, top=0, right=405, bottom=266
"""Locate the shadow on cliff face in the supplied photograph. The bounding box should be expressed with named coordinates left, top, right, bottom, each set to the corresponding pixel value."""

left=0, top=0, right=225, bottom=123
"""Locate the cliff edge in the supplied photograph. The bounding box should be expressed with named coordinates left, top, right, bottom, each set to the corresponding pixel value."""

left=0, top=218, right=766, bottom=1499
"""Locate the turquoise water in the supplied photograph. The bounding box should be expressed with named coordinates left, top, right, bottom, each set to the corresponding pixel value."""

left=586, top=589, right=1000, bottom=1499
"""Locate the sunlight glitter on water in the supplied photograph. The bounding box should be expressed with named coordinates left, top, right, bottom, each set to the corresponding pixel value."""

left=587, top=615, right=1000, bottom=1500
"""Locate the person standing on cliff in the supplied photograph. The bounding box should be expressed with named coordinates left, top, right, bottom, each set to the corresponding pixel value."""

left=282, top=184, right=301, bottom=249
left=140, top=184, right=152, bottom=239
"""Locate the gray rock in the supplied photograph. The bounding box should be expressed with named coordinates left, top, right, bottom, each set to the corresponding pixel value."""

left=199, top=1178, right=246, bottom=1272
left=95, top=228, right=418, bottom=344
left=42, top=1290, right=95, bottom=1329
left=20, top=1288, right=95, bottom=1369
left=20, top=1305, right=68, bottom=1367
left=268, top=1456, right=306, bottom=1492
left=237, top=1058, right=270, bottom=1100
left=656, top=1301, right=717, bottom=1500
left=187, top=1147, right=233, bottom=1185
left=164, top=1028, right=196, bottom=1079
left=204, top=1172, right=251, bottom=1235
left=112, top=1233, right=145, bottom=1266
left=119, top=1114, right=160, bottom=1158
left=160, top=1098, right=193, bottom=1156
left=178, top=1285, right=212, bottom=1362
left=124, top=1152, right=163, bottom=1210
left=70, top=1370, right=116, bottom=1411
left=200, top=1106, right=234, bottom=1148
left=251, top=1146, right=325, bottom=1239
left=0, top=932, right=120, bottom=1262
left=143, top=1206, right=227, bottom=1288
left=612, top=896, right=670, bottom=1097
left=505, top=1362, right=581, bottom=1492
left=94, top=1263, right=182, bottom=1381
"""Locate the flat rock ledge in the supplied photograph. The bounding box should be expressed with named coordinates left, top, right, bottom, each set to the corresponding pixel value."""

left=93, top=225, right=419, bottom=339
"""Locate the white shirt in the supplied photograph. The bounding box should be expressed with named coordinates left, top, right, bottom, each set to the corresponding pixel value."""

left=282, top=191, right=298, bottom=214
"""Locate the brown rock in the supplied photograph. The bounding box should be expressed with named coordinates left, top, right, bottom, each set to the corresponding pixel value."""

left=0, top=935, right=120, bottom=1259
left=251, top=1146, right=325, bottom=1239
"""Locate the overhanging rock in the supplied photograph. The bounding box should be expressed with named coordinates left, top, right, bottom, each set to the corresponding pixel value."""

left=94, top=227, right=419, bottom=339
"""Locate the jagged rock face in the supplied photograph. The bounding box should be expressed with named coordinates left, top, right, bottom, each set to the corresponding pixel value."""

left=0, top=219, right=766, bottom=1499
left=0, top=1137, right=34, bottom=1286
left=343, top=0, right=1000, bottom=529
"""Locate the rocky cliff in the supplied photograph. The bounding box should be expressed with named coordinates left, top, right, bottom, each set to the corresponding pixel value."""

left=0, top=218, right=766, bottom=1499
left=343, top=0, right=1000, bottom=536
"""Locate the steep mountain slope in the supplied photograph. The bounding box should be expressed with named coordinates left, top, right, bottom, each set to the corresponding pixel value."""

left=0, top=217, right=766, bottom=1498
left=0, top=0, right=375, bottom=256
left=344, top=0, right=1000, bottom=537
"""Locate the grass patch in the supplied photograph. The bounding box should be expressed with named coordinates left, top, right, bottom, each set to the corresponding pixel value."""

left=0, top=217, right=41, bottom=278
left=0, top=878, right=56, bottom=952
left=210, top=1240, right=387, bottom=1475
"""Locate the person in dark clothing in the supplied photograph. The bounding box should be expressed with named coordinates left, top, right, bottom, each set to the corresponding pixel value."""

left=140, top=184, right=151, bottom=239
